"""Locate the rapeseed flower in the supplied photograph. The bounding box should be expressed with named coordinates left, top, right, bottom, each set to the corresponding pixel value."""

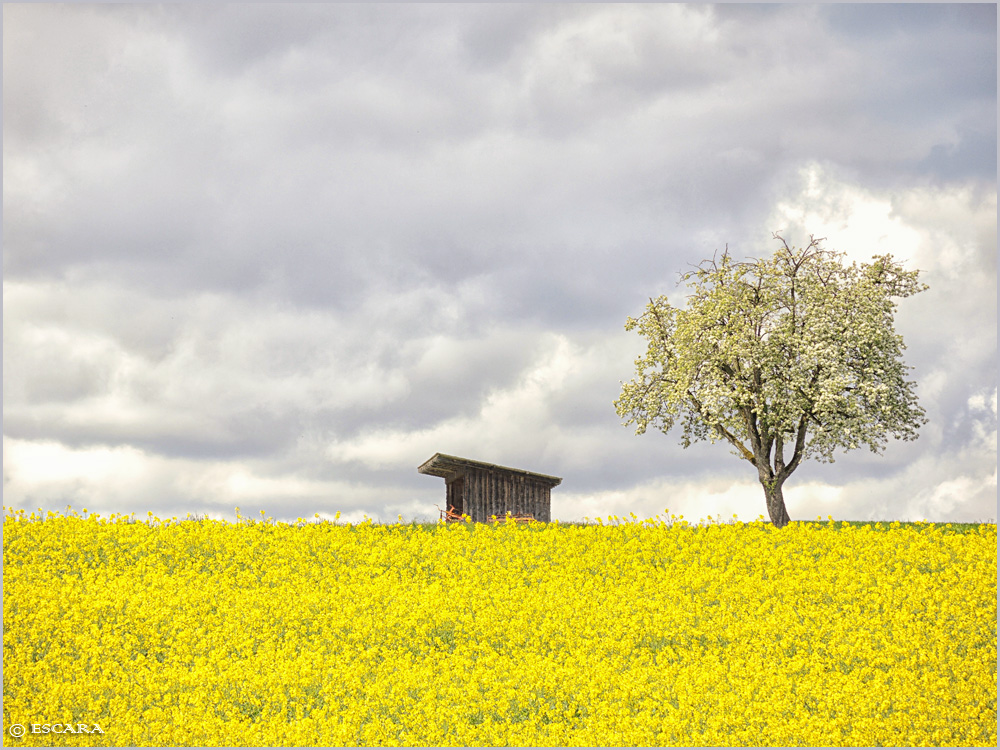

left=2, top=508, right=995, bottom=746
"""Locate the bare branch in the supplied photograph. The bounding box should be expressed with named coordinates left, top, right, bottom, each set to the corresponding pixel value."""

left=686, top=389, right=756, bottom=463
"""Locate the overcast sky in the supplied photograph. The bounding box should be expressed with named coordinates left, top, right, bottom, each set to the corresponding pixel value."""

left=3, top=3, right=996, bottom=525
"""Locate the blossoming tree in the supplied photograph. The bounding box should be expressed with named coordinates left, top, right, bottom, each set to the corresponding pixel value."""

left=615, top=234, right=927, bottom=527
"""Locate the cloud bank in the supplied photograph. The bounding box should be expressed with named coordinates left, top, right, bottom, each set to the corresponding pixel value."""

left=4, top=4, right=996, bottom=523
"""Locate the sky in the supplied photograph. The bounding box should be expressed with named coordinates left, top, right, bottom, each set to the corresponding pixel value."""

left=3, top=3, right=996, bottom=525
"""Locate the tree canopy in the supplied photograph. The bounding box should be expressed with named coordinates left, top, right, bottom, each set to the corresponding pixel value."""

left=615, top=234, right=927, bottom=527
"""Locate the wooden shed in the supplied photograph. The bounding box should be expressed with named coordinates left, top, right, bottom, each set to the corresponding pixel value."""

left=418, top=453, right=562, bottom=523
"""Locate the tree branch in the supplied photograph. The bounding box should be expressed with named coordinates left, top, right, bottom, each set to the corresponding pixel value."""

left=686, top=390, right=756, bottom=463
left=781, top=416, right=810, bottom=478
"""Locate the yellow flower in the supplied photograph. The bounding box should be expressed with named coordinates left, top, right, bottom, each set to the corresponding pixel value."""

left=2, top=509, right=995, bottom=747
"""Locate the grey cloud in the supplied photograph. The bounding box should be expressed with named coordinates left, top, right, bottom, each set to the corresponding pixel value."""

left=3, top=4, right=995, bottom=523
left=825, top=3, right=996, bottom=40
left=10, top=2, right=990, bottom=304
left=918, top=126, right=998, bottom=182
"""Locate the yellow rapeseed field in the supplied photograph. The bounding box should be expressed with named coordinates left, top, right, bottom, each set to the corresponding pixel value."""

left=3, top=507, right=996, bottom=747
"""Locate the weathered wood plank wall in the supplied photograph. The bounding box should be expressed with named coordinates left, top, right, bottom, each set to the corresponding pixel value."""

left=446, top=477, right=465, bottom=516
left=458, top=469, right=552, bottom=522
left=420, top=453, right=560, bottom=523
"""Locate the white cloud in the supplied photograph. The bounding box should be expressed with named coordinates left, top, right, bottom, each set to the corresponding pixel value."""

left=768, top=164, right=923, bottom=264
left=326, top=332, right=586, bottom=470
left=3, top=6, right=995, bottom=526
left=554, top=476, right=765, bottom=525
left=1, top=436, right=402, bottom=522
left=768, top=163, right=997, bottom=280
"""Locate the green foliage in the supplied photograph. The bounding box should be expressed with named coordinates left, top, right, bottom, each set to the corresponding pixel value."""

left=615, top=235, right=927, bottom=522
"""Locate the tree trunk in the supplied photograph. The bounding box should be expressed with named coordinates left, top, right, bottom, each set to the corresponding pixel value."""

left=762, top=479, right=791, bottom=528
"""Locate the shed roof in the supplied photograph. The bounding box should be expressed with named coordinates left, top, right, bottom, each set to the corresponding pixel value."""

left=417, top=453, right=562, bottom=487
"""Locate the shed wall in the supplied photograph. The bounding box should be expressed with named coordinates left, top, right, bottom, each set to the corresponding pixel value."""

left=446, top=477, right=465, bottom=516
left=461, top=468, right=551, bottom=522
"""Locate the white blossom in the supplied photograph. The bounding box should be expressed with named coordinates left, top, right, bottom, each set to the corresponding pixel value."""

left=615, top=235, right=927, bottom=526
